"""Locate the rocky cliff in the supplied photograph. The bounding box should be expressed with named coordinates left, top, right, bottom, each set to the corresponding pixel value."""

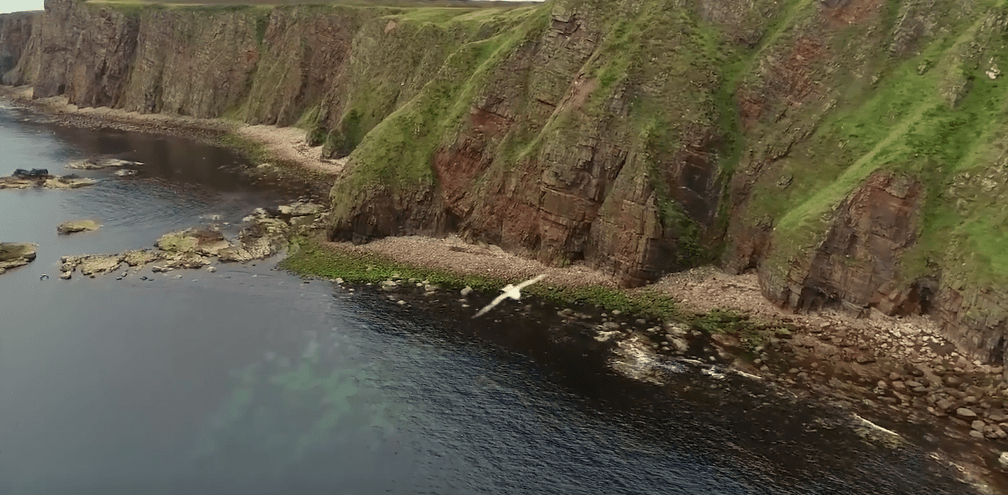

left=3, top=0, right=1008, bottom=366
left=0, top=11, right=38, bottom=77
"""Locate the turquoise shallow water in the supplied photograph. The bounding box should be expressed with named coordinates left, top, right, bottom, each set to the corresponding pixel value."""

left=0, top=106, right=981, bottom=494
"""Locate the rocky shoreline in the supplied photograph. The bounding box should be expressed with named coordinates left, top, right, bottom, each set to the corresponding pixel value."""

left=2, top=86, right=1006, bottom=491
left=288, top=235, right=1008, bottom=493
left=0, top=85, right=340, bottom=198
left=0, top=86, right=229, bottom=141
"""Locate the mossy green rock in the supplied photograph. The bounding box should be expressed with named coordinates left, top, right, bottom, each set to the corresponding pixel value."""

left=57, top=219, right=100, bottom=234
left=156, top=228, right=229, bottom=256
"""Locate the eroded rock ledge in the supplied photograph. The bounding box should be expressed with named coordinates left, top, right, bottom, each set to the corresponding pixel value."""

left=0, top=168, right=95, bottom=190
left=0, top=242, right=37, bottom=274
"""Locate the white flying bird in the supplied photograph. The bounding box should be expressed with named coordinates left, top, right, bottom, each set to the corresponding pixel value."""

left=473, top=274, right=546, bottom=318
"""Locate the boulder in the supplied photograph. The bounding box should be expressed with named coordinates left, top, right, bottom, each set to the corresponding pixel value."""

left=277, top=201, right=323, bottom=217
left=57, top=219, right=100, bottom=234
left=0, top=242, right=38, bottom=274
left=77, top=255, right=123, bottom=276
left=121, top=249, right=162, bottom=267
left=12, top=168, right=48, bottom=177
left=156, top=228, right=229, bottom=256
left=670, top=337, right=689, bottom=353
left=217, top=218, right=289, bottom=262
left=161, top=253, right=211, bottom=270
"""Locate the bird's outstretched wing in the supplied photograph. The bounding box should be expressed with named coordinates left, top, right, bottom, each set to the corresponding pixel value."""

left=514, top=274, right=546, bottom=291
left=472, top=274, right=547, bottom=318
left=473, top=292, right=510, bottom=318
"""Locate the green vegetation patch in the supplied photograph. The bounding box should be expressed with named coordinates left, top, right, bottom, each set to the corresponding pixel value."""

left=329, top=4, right=549, bottom=219
left=280, top=236, right=683, bottom=319
left=752, top=7, right=1008, bottom=287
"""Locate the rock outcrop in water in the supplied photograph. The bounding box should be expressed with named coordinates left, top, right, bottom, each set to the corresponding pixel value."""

left=0, top=168, right=95, bottom=189
left=58, top=202, right=318, bottom=279
left=0, top=242, right=37, bottom=274
left=57, top=219, right=100, bottom=234
left=4, top=0, right=1008, bottom=366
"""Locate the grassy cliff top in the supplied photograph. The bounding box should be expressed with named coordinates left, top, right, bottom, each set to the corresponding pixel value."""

left=84, top=0, right=543, bottom=8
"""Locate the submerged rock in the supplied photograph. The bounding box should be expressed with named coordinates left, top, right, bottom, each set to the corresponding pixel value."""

left=0, top=242, right=38, bottom=274
left=44, top=176, right=97, bottom=189
left=67, top=158, right=142, bottom=170
left=57, top=219, right=101, bottom=235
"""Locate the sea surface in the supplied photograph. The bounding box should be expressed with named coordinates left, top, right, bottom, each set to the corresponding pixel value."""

left=0, top=105, right=982, bottom=494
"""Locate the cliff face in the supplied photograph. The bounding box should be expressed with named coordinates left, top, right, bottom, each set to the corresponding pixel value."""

left=724, top=0, right=1008, bottom=365
left=0, top=11, right=38, bottom=79
left=3, top=0, right=1008, bottom=366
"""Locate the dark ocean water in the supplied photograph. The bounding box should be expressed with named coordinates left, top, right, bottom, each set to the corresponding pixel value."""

left=0, top=105, right=981, bottom=494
